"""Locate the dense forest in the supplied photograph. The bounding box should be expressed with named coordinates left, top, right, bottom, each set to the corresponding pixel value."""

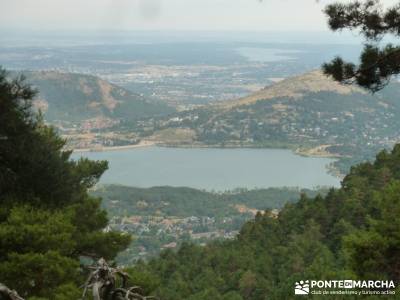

left=127, top=146, right=400, bottom=299
left=94, top=185, right=323, bottom=218
left=2, top=67, right=400, bottom=298
left=0, top=69, right=131, bottom=299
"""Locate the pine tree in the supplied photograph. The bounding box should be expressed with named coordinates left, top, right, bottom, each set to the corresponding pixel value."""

left=323, top=0, right=400, bottom=92
left=0, top=68, right=131, bottom=299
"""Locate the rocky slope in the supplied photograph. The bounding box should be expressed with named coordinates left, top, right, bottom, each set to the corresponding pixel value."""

left=22, top=71, right=175, bottom=122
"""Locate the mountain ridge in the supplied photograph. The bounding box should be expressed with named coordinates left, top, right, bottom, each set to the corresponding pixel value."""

left=220, top=70, right=367, bottom=108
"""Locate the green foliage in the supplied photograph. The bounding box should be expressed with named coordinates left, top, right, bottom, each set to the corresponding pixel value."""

left=0, top=205, right=76, bottom=255
left=94, top=185, right=324, bottom=264
left=323, top=0, right=400, bottom=91
left=0, top=252, right=79, bottom=298
left=95, top=185, right=319, bottom=218
left=124, top=266, right=161, bottom=295
left=0, top=68, right=131, bottom=298
left=20, top=71, right=175, bottom=122
left=133, top=145, right=400, bottom=299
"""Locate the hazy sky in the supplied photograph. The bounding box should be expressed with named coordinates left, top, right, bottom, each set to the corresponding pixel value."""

left=1, top=0, right=398, bottom=32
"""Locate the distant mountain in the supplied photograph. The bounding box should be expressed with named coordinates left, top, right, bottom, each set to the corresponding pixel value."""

left=147, top=70, right=400, bottom=173
left=22, top=71, right=175, bottom=122
left=222, top=70, right=366, bottom=108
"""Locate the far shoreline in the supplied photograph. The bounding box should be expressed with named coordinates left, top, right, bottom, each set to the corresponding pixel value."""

left=72, top=140, right=156, bottom=153
left=72, top=140, right=340, bottom=159
left=71, top=141, right=345, bottom=180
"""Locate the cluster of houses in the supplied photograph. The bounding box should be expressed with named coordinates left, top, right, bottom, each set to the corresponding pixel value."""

left=106, top=214, right=242, bottom=261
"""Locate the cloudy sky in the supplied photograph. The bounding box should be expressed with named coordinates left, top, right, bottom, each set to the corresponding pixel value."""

left=0, top=0, right=398, bottom=32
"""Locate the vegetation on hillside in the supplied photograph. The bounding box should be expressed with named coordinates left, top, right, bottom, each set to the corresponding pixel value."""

left=128, top=145, right=400, bottom=299
left=94, top=185, right=322, bottom=218
left=94, top=185, right=325, bottom=264
left=0, top=69, right=131, bottom=299
left=22, top=71, right=175, bottom=122
left=134, top=71, right=400, bottom=174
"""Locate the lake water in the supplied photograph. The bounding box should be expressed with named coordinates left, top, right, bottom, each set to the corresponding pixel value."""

left=72, top=147, right=340, bottom=191
left=237, top=47, right=303, bottom=62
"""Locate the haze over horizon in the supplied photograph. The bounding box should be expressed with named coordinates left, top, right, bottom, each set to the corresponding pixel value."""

left=1, top=0, right=398, bottom=32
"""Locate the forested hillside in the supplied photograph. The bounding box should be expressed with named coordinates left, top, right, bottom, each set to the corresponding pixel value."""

left=93, top=185, right=324, bottom=263
left=130, top=145, right=400, bottom=299
left=0, top=69, right=130, bottom=299
left=22, top=71, right=175, bottom=122
left=94, top=185, right=322, bottom=218
left=141, top=70, right=400, bottom=174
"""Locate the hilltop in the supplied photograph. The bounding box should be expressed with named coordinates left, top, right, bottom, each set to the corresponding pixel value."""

left=139, top=70, right=400, bottom=173
left=22, top=71, right=175, bottom=122
left=222, top=70, right=366, bottom=108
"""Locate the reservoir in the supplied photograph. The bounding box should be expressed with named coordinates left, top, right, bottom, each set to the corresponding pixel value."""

left=73, top=147, right=340, bottom=191
left=237, top=47, right=302, bottom=62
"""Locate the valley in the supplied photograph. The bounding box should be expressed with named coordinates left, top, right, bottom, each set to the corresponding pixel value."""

left=112, top=71, right=400, bottom=175
left=4, top=37, right=400, bottom=268
left=3, top=0, right=400, bottom=294
left=21, top=67, right=400, bottom=176
left=3, top=0, right=400, bottom=297
left=4, top=40, right=382, bottom=176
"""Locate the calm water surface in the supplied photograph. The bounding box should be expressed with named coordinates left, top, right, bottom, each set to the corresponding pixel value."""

left=73, top=147, right=340, bottom=191
left=237, top=47, right=303, bottom=62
